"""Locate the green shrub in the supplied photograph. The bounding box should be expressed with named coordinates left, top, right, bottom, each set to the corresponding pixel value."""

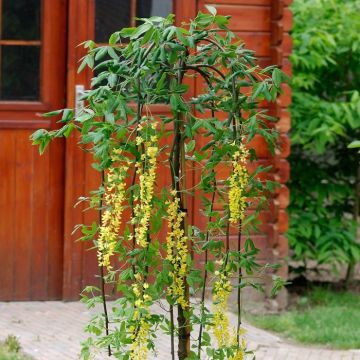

left=288, top=0, right=360, bottom=274
left=0, top=335, right=32, bottom=360
left=3, top=336, right=20, bottom=354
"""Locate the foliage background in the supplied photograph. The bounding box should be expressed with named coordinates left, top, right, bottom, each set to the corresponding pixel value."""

left=288, top=0, right=360, bottom=272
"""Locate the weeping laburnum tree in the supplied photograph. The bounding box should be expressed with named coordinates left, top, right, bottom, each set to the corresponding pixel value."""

left=31, top=8, right=285, bottom=360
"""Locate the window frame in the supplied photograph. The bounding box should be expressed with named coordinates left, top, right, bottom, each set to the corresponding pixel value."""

left=0, top=0, right=67, bottom=131
left=0, top=1, right=57, bottom=111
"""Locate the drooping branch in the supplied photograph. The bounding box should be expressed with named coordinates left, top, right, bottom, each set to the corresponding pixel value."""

left=97, top=164, right=111, bottom=357
left=197, top=174, right=217, bottom=358
left=185, top=64, right=226, bottom=80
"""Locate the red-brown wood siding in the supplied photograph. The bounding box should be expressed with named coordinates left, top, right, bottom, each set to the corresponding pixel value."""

left=0, top=0, right=67, bottom=300
left=194, top=0, right=291, bottom=276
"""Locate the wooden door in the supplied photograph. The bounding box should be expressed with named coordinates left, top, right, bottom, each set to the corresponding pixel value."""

left=63, top=0, right=196, bottom=299
left=0, top=0, right=67, bottom=300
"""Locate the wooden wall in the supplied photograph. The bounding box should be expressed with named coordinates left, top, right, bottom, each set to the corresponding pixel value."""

left=195, top=0, right=292, bottom=277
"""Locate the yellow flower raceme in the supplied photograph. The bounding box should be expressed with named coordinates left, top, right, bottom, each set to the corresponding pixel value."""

left=133, top=132, right=158, bottom=248
left=212, top=273, right=232, bottom=347
left=130, top=318, right=150, bottom=360
left=229, top=143, right=249, bottom=224
left=166, top=192, right=188, bottom=309
left=229, top=349, right=245, bottom=360
left=229, top=330, right=247, bottom=360
left=97, top=149, right=128, bottom=269
left=129, top=282, right=152, bottom=360
left=211, top=271, right=248, bottom=357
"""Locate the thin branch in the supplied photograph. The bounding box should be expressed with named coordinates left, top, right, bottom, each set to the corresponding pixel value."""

left=197, top=100, right=217, bottom=357
left=185, top=65, right=211, bottom=86
left=197, top=176, right=216, bottom=358
left=98, top=169, right=112, bottom=357
left=236, top=220, right=242, bottom=345
left=170, top=305, right=175, bottom=360
left=130, top=76, right=143, bottom=274
left=201, top=37, right=226, bottom=53
left=190, top=63, right=226, bottom=79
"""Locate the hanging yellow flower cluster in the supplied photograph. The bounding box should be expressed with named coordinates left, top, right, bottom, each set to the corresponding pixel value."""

left=132, top=122, right=158, bottom=248
left=97, top=148, right=128, bottom=269
left=229, top=143, right=249, bottom=224
left=130, top=318, right=150, bottom=360
left=229, top=340, right=247, bottom=360
left=211, top=269, right=248, bottom=358
left=212, top=272, right=232, bottom=347
left=165, top=191, right=188, bottom=309
left=129, top=278, right=152, bottom=360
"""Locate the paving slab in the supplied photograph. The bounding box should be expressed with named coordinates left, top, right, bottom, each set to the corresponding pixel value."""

left=0, top=301, right=359, bottom=360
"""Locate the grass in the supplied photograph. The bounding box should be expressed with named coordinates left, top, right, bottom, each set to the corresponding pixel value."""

left=0, top=336, right=32, bottom=360
left=247, top=286, right=360, bottom=350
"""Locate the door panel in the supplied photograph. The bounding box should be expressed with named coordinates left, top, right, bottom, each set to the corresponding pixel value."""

left=63, top=0, right=196, bottom=299
left=0, top=0, right=66, bottom=300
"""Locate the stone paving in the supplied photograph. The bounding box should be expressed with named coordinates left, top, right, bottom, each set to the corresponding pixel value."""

left=0, top=301, right=359, bottom=360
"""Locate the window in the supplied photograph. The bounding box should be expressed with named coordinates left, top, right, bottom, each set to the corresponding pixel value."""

left=0, top=0, right=41, bottom=101
left=136, top=0, right=173, bottom=23
left=95, top=0, right=173, bottom=43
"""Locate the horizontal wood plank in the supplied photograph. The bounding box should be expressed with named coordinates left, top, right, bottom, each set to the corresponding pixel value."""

left=202, top=4, right=271, bottom=31
left=0, top=120, right=52, bottom=129
left=204, top=0, right=269, bottom=4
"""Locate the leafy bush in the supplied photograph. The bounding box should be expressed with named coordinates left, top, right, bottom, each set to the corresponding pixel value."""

left=0, top=335, right=32, bottom=360
left=288, top=0, right=360, bottom=274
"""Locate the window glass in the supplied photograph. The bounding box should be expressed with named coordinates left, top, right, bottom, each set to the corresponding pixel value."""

left=136, top=0, right=173, bottom=19
left=0, top=0, right=41, bottom=101
left=1, top=0, right=41, bottom=40
left=0, top=46, right=40, bottom=100
left=95, top=0, right=131, bottom=43
left=95, top=1, right=173, bottom=42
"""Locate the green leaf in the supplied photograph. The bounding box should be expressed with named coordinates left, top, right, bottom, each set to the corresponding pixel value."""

left=194, top=13, right=214, bottom=28
left=57, top=123, right=75, bottom=138
left=202, top=240, right=224, bottom=251
left=176, top=28, right=189, bottom=46
left=205, top=261, right=215, bottom=273
left=109, top=32, right=120, bottom=45
left=108, top=73, right=117, bottom=87
left=42, top=109, right=63, bottom=118
left=77, top=55, right=91, bottom=73
left=151, top=211, right=163, bottom=234
left=348, top=140, right=360, bottom=149
left=185, top=140, right=196, bottom=153
left=156, top=73, right=167, bottom=92
left=60, top=108, right=74, bottom=123
left=272, top=68, right=282, bottom=88
left=39, top=138, right=51, bottom=155
left=251, top=82, right=265, bottom=100
left=205, top=5, right=217, bottom=16
left=214, top=15, right=229, bottom=28
left=130, top=23, right=152, bottom=39
left=119, top=27, right=136, bottom=38
left=95, top=47, right=108, bottom=61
